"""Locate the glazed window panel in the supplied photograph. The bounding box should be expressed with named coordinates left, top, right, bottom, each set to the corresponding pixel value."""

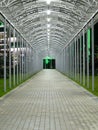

left=0, top=15, right=4, bottom=95
left=94, top=14, right=98, bottom=92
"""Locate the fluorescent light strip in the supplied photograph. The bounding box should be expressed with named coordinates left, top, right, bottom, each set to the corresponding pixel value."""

left=47, top=24, right=50, bottom=28
left=47, top=10, right=51, bottom=15
left=47, top=18, right=51, bottom=22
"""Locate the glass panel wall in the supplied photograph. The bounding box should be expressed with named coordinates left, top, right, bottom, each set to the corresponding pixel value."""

left=89, top=27, right=92, bottom=90
left=72, top=41, right=75, bottom=79
left=94, top=13, right=98, bottom=93
left=10, top=26, right=14, bottom=87
left=22, top=39, right=25, bottom=81
left=81, top=35, right=83, bottom=85
left=85, top=29, right=87, bottom=87
left=0, top=12, right=42, bottom=96
left=0, top=14, right=4, bottom=94
left=56, top=13, right=98, bottom=95
left=76, top=37, right=80, bottom=82
left=6, top=21, right=10, bottom=91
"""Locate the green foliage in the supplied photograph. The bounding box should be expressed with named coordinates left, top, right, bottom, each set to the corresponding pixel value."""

left=0, top=21, right=4, bottom=26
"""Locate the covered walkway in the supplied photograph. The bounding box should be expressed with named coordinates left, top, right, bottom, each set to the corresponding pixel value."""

left=0, top=70, right=98, bottom=130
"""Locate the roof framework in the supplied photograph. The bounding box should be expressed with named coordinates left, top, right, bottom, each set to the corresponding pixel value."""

left=0, top=0, right=98, bottom=58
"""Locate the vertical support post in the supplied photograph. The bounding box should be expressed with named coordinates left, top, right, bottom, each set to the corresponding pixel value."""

left=87, top=26, right=90, bottom=88
left=63, top=49, right=64, bottom=72
left=30, top=47, right=31, bottom=75
left=80, top=33, right=82, bottom=84
left=9, top=24, right=11, bottom=88
left=68, top=47, right=69, bottom=75
left=70, top=44, right=72, bottom=78
left=23, top=42, right=25, bottom=78
left=19, top=36, right=21, bottom=82
left=23, top=40, right=24, bottom=80
left=31, top=48, right=33, bottom=73
left=73, top=42, right=74, bottom=79
left=64, top=48, right=65, bottom=73
left=66, top=47, right=67, bottom=74
left=72, top=42, right=74, bottom=79
left=71, top=43, right=73, bottom=78
left=45, top=59, right=46, bottom=69
left=22, top=38, right=23, bottom=81
left=91, top=19, right=94, bottom=91
left=78, top=38, right=80, bottom=82
left=75, top=38, right=76, bottom=80
left=20, top=36, right=22, bottom=82
left=68, top=47, right=69, bottom=76
left=4, top=18, right=6, bottom=92
left=30, top=46, right=31, bottom=73
left=24, top=41, right=26, bottom=80
left=26, top=43, right=28, bottom=78
left=13, top=28, right=15, bottom=86
left=17, top=33, right=18, bottom=85
left=29, top=46, right=30, bottom=75
left=28, top=45, right=30, bottom=77
left=66, top=47, right=68, bottom=75
left=73, top=40, right=75, bottom=80
left=83, top=28, right=85, bottom=86
left=61, top=52, right=63, bottom=73
left=76, top=36, right=79, bottom=81
left=69, top=46, right=70, bottom=77
left=65, top=48, right=66, bottom=74
left=50, top=58, right=52, bottom=69
left=26, top=42, right=27, bottom=79
left=68, top=46, right=69, bottom=76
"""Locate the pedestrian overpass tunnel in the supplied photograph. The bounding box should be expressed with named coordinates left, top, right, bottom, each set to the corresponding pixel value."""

left=0, top=0, right=98, bottom=96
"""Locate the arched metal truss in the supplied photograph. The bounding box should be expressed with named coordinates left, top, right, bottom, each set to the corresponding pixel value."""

left=0, top=0, right=98, bottom=58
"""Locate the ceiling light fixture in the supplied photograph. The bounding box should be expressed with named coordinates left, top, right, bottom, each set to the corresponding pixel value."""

left=47, top=18, right=51, bottom=22
left=47, top=24, right=50, bottom=28
left=47, top=29, right=50, bottom=32
left=47, top=10, right=51, bottom=15
left=46, top=0, right=52, bottom=5
left=47, top=32, right=50, bottom=35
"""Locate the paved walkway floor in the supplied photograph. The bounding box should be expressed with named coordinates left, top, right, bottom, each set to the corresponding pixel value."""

left=0, top=70, right=98, bottom=130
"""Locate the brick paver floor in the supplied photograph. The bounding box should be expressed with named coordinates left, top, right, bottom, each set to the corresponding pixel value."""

left=0, top=70, right=98, bottom=130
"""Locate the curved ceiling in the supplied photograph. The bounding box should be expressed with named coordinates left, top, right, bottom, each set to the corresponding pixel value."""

left=0, top=0, right=98, bottom=58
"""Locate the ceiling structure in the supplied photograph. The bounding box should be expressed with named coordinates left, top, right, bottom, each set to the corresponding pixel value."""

left=0, top=0, right=98, bottom=58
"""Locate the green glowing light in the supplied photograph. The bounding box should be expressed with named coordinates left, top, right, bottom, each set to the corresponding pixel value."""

left=45, top=59, right=49, bottom=64
left=0, top=21, right=4, bottom=26
left=44, top=56, right=52, bottom=64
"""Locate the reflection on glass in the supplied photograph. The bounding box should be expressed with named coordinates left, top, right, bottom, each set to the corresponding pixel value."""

left=85, top=32, right=87, bottom=86
left=94, top=20, right=98, bottom=92
left=0, top=18, right=4, bottom=94
left=6, top=22, right=10, bottom=90
left=81, top=35, right=83, bottom=85
left=89, top=28, right=92, bottom=89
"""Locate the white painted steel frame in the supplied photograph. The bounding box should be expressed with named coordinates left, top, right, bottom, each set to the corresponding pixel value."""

left=91, top=18, right=94, bottom=91
left=80, top=33, right=82, bottom=84
left=86, top=24, right=89, bottom=88
left=4, top=18, right=6, bottom=92
left=13, top=28, right=15, bottom=86
left=56, top=12, right=97, bottom=93
left=0, top=13, right=42, bottom=93
left=0, top=1, right=98, bottom=58
left=83, top=28, right=85, bottom=86
left=9, top=24, right=11, bottom=88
